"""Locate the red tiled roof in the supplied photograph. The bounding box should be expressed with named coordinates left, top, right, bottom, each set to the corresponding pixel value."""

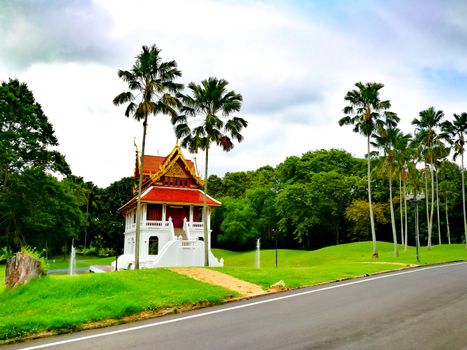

left=143, top=186, right=221, bottom=206
left=141, top=155, right=196, bottom=174
left=119, top=186, right=221, bottom=211
left=141, top=155, right=165, bottom=174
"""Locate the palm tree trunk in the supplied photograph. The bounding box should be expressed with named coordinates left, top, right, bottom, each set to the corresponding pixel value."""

left=403, top=179, right=408, bottom=252
left=415, top=197, right=420, bottom=261
left=134, top=115, right=148, bottom=269
left=399, top=173, right=404, bottom=247
left=85, top=192, right=90, bottom=250
left=429, top=161, right=435, bottom=249
left=462, top=154, right=467, bottom=249
left=435, top=171, right=441, bottom=245
left=445, top=196, right=451, bottom=245
left=367, top=135, right=378, bottom=258
left=389, top=171, right=398, bottom=256
left=203, top=144, right=210, bottom=267
left=424, top=166, right=431, bottom=249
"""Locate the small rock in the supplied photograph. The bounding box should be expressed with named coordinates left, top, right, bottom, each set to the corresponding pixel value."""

left=270, top=280, right=287, bottom=290
left=5, top=252, right=45, bottom=289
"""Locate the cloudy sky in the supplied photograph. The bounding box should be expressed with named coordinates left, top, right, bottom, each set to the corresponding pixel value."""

left=1, top=0, right=467, bottom=187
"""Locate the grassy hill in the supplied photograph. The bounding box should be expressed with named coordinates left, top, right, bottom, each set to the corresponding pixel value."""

left=0, top=242, right=465, bottom=343
left=213, top=242, right=467, bottom=288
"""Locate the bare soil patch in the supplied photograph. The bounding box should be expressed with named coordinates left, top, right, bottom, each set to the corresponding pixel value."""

left=169, top=267, right=266, bottom=297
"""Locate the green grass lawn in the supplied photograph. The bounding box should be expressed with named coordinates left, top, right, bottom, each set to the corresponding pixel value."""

left=0, top=269, right=237, bottom=341
left=0, top=265, right=4, bottom=293
left=212, top=242, right=467, bottom=288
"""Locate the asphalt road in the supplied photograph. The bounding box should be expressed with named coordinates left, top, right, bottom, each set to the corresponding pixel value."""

left=7, top=262, right=467, bottom=350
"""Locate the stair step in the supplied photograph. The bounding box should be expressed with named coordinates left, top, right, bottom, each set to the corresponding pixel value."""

left=174, top=228, right=187, bottom=240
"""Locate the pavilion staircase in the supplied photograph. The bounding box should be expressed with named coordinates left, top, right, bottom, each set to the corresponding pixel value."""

left=174, top=227, right=188, bottom=240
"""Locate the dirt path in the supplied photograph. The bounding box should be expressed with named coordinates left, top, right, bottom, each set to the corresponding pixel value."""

left=169, top=267, right=266, bottom=297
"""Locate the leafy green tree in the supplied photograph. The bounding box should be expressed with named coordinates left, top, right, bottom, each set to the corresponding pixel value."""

left=113, top=44, right=183, bottom=268
left=277, top=172, right=357, bottom=249
left=220, top=171, right=252, bottom=197
left=173, top=77, right=248, bottom=266
left=412, top=107, right=445, bottom=249
left=0, top=79, right=70, bottom=179
left=217, top=196, right=258, bottom=249
left=339, top=82, right=392, bottom=258
left=442, top=112, right=467, bottom=247
left=277, top=155, right=301, bottom=184
left=0, top=79, right=72, bottom=251
left=345, top=199, right=389, bottom=242
left=245, top=186, right=279, bottom=247
left=0, top=169, right=84, bottom=254
left=94, top=177, right=135, bottom=254
left=207, top=175, right=223, bottom=198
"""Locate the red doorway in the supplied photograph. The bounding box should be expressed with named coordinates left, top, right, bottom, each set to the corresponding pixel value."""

left=166, top=205, right=189, bottom=228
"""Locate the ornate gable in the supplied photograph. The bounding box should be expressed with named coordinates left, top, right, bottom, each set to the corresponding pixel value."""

left=150, top=144, right=204, bottom=188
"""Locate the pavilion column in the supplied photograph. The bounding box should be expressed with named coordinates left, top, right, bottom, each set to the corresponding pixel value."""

left=207, top=207, right=211, bottom=251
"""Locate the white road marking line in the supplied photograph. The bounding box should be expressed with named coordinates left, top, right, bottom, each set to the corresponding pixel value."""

left=20, top=262, right=467, bottom=350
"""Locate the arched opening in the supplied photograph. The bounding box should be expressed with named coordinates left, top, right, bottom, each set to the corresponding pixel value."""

left=148, top=236, right=159, bottom=255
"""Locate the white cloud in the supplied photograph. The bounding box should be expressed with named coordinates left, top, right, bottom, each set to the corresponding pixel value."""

left=2, top=0, right=467, bottom=186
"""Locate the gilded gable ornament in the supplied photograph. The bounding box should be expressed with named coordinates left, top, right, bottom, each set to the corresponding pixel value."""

left=166, top=162, right=189, bottom=178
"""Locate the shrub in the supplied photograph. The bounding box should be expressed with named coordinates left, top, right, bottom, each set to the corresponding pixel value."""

left=0, top=247, right=13, bottom=264
left=20, top=246, right=48, bottom=273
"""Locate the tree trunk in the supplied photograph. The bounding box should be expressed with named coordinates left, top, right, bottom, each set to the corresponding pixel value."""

left=462, top=154, right=467, bottom=249
left=85, top=192, right=90, bottom=250
left=134, top=115, right=148, bottom=269
left=389, top=171, right=398, bottom=256
left=399, top=173, right=404, bottom=247
left=424, top=166, right=432, bottom=249
left=445, top=197, right=451, bottom=245
left=429, top=161, right=435, bottom=249
left=367, top=136, right=378, bottom=258
left=415, top=198, right=420, bottom=261
left=203, top=144, right=210, bottom=267
left=435, top=171, right=441, bottom=245
left=5, top=252, right=45, bottom=289
left=404, top=179, right=408, bottom=252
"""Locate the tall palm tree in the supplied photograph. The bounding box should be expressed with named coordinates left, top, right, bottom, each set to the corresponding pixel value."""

left=113, top=44, right=183, bottom=269
left=372, top=116, right=401, bottom=257
left=412, top=107, right=445, bottom=249
left=432, top=144, right=449, bottom=245
left=339, top=82, right=392, bottom=258
left=173, top=77, right=248, bottom=266
left=393, top=131, right=412, bottom=251
left=442, top=112, right=467, bottom=248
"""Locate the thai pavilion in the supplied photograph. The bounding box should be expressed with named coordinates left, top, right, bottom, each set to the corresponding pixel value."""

left=113, top=144, right=223, bottom=270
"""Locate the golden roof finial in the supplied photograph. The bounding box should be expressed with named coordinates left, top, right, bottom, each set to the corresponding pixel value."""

left=134, top=137, right=139, bottom=154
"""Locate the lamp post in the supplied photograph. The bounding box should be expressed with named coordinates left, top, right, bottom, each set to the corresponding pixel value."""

left=407, top=192, right=425, bottom=264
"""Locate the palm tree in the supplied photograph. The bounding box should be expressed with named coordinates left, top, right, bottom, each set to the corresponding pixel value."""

left=432, top=144, right=449, bottom=245
left=173, top=77, right=248, bottom=266
left=339, top=82, right=392, bottom=258
left=372, top=116, right=401, bottom=257
left=412, top=107, right=445, bottom=249
left=442, top=112, right=467, bottom=248
left=393, top=131, right=412, bottom=251
left=113, top=44, right=183, bottom=269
